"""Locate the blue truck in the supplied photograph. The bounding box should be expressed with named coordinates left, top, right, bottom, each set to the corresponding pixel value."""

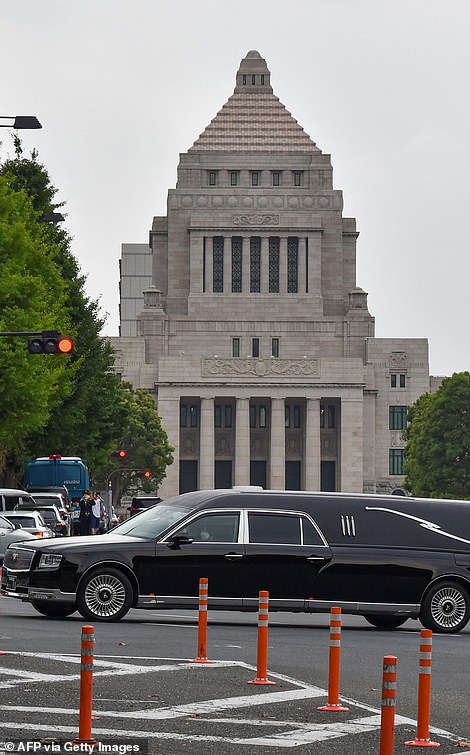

left=24, top=455, right=92, bottom=532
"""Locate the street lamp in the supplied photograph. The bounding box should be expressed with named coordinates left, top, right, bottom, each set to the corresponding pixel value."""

left=0, top=116, right=42, bottom=129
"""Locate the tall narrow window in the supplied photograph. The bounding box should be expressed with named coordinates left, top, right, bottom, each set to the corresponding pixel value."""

left=285, top=405, right=291, bottom=428
left=269, top=237, right=280, bottom=292
left=271, top=337, right=280, bottom=358
left=287, top=237, right=298, bottom=293
left=389, top=449, right=405, bottom=475
left=224, top=405, right=233, bottom=428
left=252, top=74, right=255, bottom=85
left=252, top=338, right=260, bottom=358
left=180, top=404, right=188, bottom=427
left=389, top=406, right=407, bottom=430
left=190, top=404, right=198, bottom=428
left=213, top=236, right=224, bottom=292
left=251, top=171, right=260, bottom=186
left=231, top=236, right=242, bottom=292
left=400, top=374, right=406, bottom=388
left=230, top=171, right=238, bottom=186
left=259, top=406, right=267, bottom=428
left=208, top=171, right=216, bottom=186
left=232, top=337, right=240, bottom=357
left=250, top=237, right=261, bottom=292
left=293, top=171, right=303, bottom=186
left=293, top=405, right=301, bottom=428
left=261, top=74, right=265, bottom=85
left=214, top=405, right=222, bottom=427
left=250, top=405, right=257, bottom=428
left=272, top=172, right=280, bottom=186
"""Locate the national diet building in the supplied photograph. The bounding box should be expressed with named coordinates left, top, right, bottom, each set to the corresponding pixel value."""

left=110, top=50, right=436, bottom=499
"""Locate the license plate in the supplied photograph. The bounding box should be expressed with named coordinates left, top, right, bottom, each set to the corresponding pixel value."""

left=5, top=576, right=17, bottom=591
left=72, top=511, right=79, bottom=520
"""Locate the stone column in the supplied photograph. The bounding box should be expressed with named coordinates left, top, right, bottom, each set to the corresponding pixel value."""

left=340, top=396, right=364, bottom=492
left=155, top=394, right=180, bottom=499
left=189, top=231, right=203, bottom=294
left=224, top=236, right=232, bottom=293
left=242, top=236, right=250, bottom=294
left=270, top=397, right=285, bottom=489
left=307, top=231, right=322, bottom=295
left=261, top=236, right=269, bottom=293
left=279, top=237, right=288, bottom=293
left=298, top=237, right=307, bottom=293
left=205, top=238, right=213, bottom=293
left=305, top=398, right=321, bottom=490
left=199, top=397, right=215, bottom=489
left=235, top=397, right=250, bottom=485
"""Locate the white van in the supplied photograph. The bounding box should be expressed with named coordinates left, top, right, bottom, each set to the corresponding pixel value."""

left=0, top=488, right=37, bottom=513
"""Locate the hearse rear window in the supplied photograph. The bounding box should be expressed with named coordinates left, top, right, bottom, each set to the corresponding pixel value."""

left=248, top=512, right=324, bottom=546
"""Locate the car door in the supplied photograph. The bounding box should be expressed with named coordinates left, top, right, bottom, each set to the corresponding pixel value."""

left=242, top=510, right=332, bottom=610
left=150, top=510, right=245, bottom=608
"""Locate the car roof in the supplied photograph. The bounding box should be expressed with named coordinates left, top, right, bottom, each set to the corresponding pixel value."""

left=0, top=488, right=33, bottom=495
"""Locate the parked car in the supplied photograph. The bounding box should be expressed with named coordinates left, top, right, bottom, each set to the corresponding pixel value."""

left=0, top=488, right=37, bottom=514
left=14, top=502, right=69, bottom=537
left=3, top=488, right=470, bottom=632
left=128, top=496, right=162, bottom=517
left=0, top=514, right=36, bottom=561
left=3, top=511, right=55, bottom=539
left=29, top=493, right=72, bottom=536
left=26, top=485, right=71, bottom=510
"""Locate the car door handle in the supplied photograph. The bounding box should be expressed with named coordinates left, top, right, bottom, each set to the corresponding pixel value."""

left=224, top=552, right=244, bottom=560
left=307, top=555, right=326, bottom=561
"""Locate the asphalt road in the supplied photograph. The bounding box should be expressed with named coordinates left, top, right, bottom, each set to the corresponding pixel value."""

left=0, top=597, right=469, bottom=754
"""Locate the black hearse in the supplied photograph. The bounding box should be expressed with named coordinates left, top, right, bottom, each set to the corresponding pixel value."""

left=2, top=489, right=470, bottom=633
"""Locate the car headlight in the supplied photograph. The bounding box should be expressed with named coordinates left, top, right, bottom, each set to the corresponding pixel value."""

left=38, top=553, right=62, bottom=569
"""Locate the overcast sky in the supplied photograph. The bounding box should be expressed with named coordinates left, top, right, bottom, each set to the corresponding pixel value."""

left=2, top=0, right=469, bottom=377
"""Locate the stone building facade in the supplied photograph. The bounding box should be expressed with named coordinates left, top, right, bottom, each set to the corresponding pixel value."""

left=111, top=50, right=434, bottom=499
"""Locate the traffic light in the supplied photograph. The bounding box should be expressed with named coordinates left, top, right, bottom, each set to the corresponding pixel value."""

left=27, top=332, right=74, bottom=354
left=143, top=470, right=151, bottom=479
left=135, top=469, right=152, bottom=478
left=111, top=450, right=127, bottom=459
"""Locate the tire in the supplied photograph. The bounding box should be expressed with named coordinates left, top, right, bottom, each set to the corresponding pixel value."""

left=364, top=614, right=408, bottom=629
left=31, top=601, right=76, bottom=618
left=420, top=580, right=470, bottom=634
left=77, top=567, right=133, bottom=622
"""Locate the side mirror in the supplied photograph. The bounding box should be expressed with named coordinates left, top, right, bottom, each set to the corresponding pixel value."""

left=168, top=534, right=194, bottom=549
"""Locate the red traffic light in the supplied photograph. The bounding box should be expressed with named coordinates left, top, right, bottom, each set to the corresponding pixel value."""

left=118, top=450, right=127, bottom=458
left=111, top=450, right=127, bottom=459
left=57, top=336, right=74, bottom=354
left=143, top=471, right=151, bottom=478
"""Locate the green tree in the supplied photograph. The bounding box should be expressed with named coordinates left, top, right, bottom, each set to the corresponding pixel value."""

left=1, top=145, right=130, bottom=480
left=404, top=372, right=470, bottom=499
left=0, top=175, right=74, bottom=482
left=108, top=383, right=174, bottom=506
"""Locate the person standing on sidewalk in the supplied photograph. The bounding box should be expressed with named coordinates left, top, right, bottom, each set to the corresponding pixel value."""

left=90, top=491, right=102, bottom=535
left=78, top=490, right=92, bottom=536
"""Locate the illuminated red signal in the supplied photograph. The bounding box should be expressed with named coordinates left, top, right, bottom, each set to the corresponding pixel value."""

left=57, top=336, right=74, bottom=354
left=111, top=450, right=127, bottom=459
left=143, top=471, right=151, bottom=478
left=118, top=450, right=126, bottom=458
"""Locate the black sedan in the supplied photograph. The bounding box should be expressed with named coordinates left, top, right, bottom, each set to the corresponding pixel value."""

left=2, top=489, right=470, bottom=633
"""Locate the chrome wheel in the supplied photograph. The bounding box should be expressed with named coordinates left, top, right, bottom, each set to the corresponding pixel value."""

left=420, top=581, right=470, bottom=633
left=430, top=586, right=467, bottom=629
left=77, top=568, right=132, bottom=622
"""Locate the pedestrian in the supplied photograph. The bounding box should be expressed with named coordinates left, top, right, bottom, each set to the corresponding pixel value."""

left=90, top=491, right=102, bottom=535
left=78, top=490, right=92, bottom=536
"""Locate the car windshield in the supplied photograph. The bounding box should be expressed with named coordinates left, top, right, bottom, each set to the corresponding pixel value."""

left=109, top=504, right=192, bottom=539
left=32, top=496, right=60, bottom=506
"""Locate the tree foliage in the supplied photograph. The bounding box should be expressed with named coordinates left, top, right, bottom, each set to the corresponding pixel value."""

left=0, top=174, right=74, bottom=478
left=108, top=383, right=174, bottom=505
left=0, top=145, right=129, bottom=481
left=404, top=372, right=470, bottom=499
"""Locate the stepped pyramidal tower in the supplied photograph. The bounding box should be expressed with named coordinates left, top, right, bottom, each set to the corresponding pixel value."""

left=112, top=50, right=433, bottom=497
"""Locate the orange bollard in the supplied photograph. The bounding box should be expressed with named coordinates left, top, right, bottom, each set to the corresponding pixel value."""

left=380, top=655, right=397, bottom=755
left=405, top=629, right=440, bottom=748
left=192, top=577, right=214, bottom=663
left=73, top=624, right=98, bottom=745
left=318, top=606, right=349, bottom=711
left=248, top=590, right=276, bottom=686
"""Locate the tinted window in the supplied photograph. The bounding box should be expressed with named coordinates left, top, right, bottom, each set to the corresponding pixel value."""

left=9, top=516, right=36, bottom=527
left=173, top=512, right=240, bottom=543
left=3, top=495, right=20, bottom=511
left=248, top=513, right=301, bottom=544
left=37, top=509, right=58, bottom=524
left=302, top=517, right=325, bottom=546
